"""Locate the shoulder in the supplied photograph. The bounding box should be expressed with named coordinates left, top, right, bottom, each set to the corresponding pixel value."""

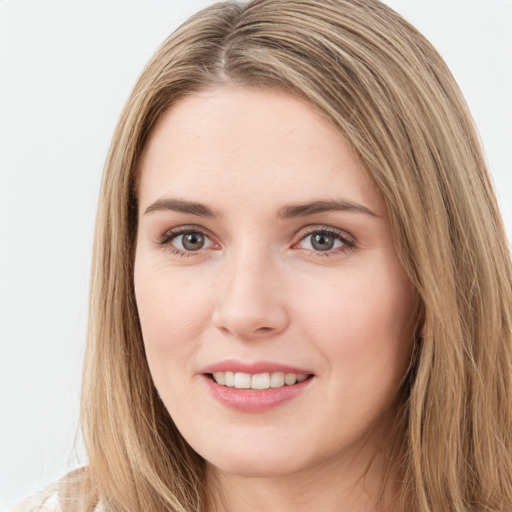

left=11, top=482, right=61, bottom=512
left=11, top=473, right=105, bottom=512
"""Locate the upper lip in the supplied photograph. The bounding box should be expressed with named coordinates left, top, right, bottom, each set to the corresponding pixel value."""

left=200, top=359, right=314, bottom=375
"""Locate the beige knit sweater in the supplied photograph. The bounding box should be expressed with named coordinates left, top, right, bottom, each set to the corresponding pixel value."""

left=11, top=483, right=61, bottom=512
left=11, top=482, right=103, bottom=512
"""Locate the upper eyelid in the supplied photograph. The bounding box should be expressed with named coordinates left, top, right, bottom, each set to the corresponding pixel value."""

left=159, top=225, right=215, bottom=242
left=295, top=225, right=356, bottom=243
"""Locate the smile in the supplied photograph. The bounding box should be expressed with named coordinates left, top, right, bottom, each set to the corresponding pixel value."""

left=211, top=371, right=310, bottom=390
left=204, top=370, right=315, bottom=412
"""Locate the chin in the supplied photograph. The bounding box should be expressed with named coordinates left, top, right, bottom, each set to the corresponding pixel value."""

left=193, top=438, right=300, bottom=476
left=207, top=456, right=304, bottom=479
left=200, top=439, right=336, bottom=480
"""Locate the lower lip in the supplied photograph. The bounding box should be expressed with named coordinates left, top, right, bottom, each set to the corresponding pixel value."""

left=203, top=375, right=314, bottom=413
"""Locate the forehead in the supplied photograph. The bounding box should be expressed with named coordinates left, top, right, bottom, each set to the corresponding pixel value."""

left=136, top=86, right=383, bottom=215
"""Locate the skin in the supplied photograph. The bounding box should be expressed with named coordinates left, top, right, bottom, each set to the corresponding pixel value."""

left=134, top=86, right=416, bottom=512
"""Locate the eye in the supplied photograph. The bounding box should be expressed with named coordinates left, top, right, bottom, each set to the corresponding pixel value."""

left=159, top=228, right=214, bottom=254
left=175, top=232, right=209, bottom=251
left=296, top=228, right=355, bottom=254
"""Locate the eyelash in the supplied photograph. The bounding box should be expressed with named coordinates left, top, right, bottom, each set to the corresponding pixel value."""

left=157, top=226, right=356, bottom=258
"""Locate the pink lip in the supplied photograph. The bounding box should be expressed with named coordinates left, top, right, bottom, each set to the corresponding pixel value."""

left=200, top=360, right=315, bottom=413
left=200, top=359, right=313, bottom=375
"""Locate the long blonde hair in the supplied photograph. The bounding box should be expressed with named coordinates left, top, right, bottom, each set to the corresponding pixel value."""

left=66, top=1, right=512, bottom=511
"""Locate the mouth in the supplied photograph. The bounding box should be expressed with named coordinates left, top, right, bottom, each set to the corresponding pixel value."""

left=202, top=364, right=315, bottom=412
left=207, top=371, right=314, bottom=390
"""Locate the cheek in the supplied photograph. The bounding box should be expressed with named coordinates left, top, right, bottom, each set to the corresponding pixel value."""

left=134, top=262, right=212, bottom=372
left=296, top=264, right=414, bottom=378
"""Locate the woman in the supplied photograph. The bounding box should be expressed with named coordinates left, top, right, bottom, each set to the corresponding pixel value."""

left=15, top=0, right=512, bottom=511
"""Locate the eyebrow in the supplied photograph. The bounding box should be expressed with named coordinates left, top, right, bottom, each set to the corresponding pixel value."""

left=144, top=197, right=379, bottom=219
left=277, top=199, right=380, bottom=219
left=144, top=198, right=220, bottom=217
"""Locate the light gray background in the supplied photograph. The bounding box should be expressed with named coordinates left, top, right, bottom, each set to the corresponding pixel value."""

left=1, top=1, right=511, bottom=510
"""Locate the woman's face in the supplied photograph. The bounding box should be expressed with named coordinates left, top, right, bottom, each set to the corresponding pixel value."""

left=134, top=87, right=415, bottom=479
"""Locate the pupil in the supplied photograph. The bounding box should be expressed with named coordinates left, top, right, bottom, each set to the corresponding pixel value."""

left=312, top=233, right=334, bottom=251
left=183, top=233, right=204, bottom=250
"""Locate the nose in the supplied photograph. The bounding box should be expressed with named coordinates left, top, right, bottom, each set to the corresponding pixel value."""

left=212, top=249, right=289, bottom=340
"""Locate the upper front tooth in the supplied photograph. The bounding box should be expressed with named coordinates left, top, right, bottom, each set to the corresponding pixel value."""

left=234, top=372, right=251, bottom=389
left=251, top=373, right=271, bottom=390
left=225, top=371, right=235, bottom=387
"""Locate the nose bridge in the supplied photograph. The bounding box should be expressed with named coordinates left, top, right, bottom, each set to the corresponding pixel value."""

left=212, top=240, right=288, bottom=339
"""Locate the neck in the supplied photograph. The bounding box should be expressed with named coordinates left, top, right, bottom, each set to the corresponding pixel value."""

left=205, top=446, right=403, bottom=512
